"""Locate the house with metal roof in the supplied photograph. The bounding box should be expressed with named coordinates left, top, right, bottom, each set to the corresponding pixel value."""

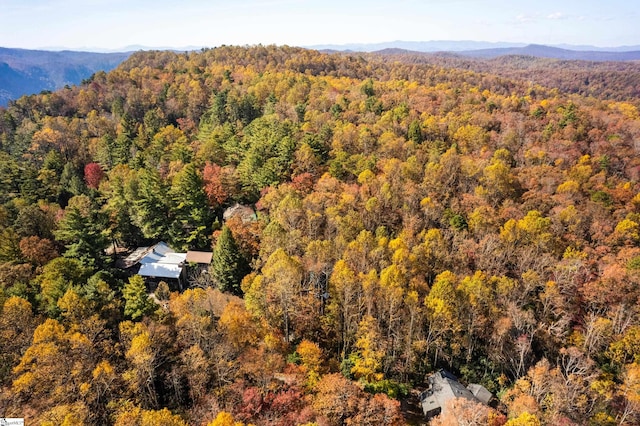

left=118, top=242, right=215, bottom=290
left=118, top=241, right=175, bottom=269
left=420, top=370, right=492, bottom=419
left=118, top=242, right=187, bottom=289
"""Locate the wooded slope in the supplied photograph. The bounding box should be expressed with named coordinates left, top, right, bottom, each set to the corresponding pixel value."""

left=0, top=47, right=130, bottom=106
left=1, top=45, right=640, bottom=425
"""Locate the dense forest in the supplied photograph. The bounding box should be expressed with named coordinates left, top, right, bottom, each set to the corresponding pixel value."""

left=369, top=51, right=640, bottom=106
left=1, top=45, right=640, bottom=425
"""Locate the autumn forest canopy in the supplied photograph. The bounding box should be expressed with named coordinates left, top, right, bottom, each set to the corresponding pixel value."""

left=1, top=45, right=640, bottom=425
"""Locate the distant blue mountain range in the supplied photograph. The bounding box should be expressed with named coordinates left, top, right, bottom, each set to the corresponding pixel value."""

left=308, top=40, right=640, bottom=54
left=0, top=48, right=131, bottom=106
left=360, top=44, right=640, bottom=62
left=455, top=44, right=640, bottom=61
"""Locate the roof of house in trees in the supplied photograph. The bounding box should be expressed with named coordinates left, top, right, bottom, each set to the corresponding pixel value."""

left=118, top=241, right=176, bottom=269
left=186, top=250, right=213, bottom=264
left=420, top=370, right=492, bottom=418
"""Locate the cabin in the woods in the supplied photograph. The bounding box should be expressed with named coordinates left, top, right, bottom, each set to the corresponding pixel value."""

left=118, top=242, right=214, bottom=290
left=118, top=241, right=173, bottom=269
left=118, top=242, right=187, bottom=289
left=420, top=370, right=492, bottom=419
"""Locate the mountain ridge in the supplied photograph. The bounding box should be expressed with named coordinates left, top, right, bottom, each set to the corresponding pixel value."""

left=367, top=44, right=640, bottom=62
left=2, top=41, right=640, bottom=107
left=0, top=47, right=131, bottom=106
left=307, top=40, right=640, bottom=53
left=456, top=44, right=640, bottom=61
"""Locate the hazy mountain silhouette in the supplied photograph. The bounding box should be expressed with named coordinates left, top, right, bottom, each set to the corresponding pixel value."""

left=0, top=47, right=131, bottom=106
left=457, top=44, right=640, bottom=61
left=308, top=40, right=640, bottom=55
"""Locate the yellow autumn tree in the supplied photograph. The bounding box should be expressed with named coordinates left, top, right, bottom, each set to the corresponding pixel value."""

left=207, top=411, right=245, bottom=426
left=297, top=339, right=324, bottom=388
left=350, top=315, right=384, bottom=382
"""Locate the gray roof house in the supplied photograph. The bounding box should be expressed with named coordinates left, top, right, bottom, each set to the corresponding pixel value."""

left=420, top=370, right=492, bottom=419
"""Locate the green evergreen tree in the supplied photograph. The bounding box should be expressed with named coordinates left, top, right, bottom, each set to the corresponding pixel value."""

left=59, top=163, right=86, bottom=198
left=34, top=167, right=59, bottom=203
left=0, top=151, right=21, bottom=204
left=236, top=116, right=296, bottom=200
left=208, top=89, right=229, bottom=126
left=408, top=120, right=423, bottom=144
left=112, top=114, right=136, bottom=165
left=123, top=275, right=156, bottom=320
left=54, top=197, right=109, bottom=269
left=102, top=166, right=146, bottom=248
left=211, top=225, right=247, bottom=295
left=133, top=169, right=170, bottom=240
left=168, top=163, right=212, bottom=250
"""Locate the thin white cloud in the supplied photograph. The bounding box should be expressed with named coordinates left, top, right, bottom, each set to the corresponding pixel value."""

left=547, top=12, right=568, bottom=20
left=515, top=11, right=578, bottom=25
left=516, top=13, right=537, bottom=23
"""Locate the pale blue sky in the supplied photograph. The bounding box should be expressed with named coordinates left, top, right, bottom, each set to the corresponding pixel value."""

left=0, top=0, right=637, bottom=50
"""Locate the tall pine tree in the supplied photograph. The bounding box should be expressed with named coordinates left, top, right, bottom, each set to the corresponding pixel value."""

left=54, top=196, right=109, bottom=269
left=211, top=225, right=247, bottom=295
left=133, top=169, right=170, bottom=241
left=123, top=275, right=157, bottom=320
left=168, top=163, right=212, bottom=251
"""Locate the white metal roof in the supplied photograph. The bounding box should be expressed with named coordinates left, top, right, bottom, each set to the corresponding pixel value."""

left=157, top=252, right=186, bottom=264
left=153, top=241, right=174, bottom=255
left=139, top=251, right=163, bottom=264
left=122, top=242, right=178, bottom=268
left=138, top=262, right=183, bottom=279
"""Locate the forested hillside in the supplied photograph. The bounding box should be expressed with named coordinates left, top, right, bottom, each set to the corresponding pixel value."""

left=369, top=50, right=640, bottom=106
left=1, top=45, right=640, bottom=425
left=0, top=47, right=130, bottom=106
